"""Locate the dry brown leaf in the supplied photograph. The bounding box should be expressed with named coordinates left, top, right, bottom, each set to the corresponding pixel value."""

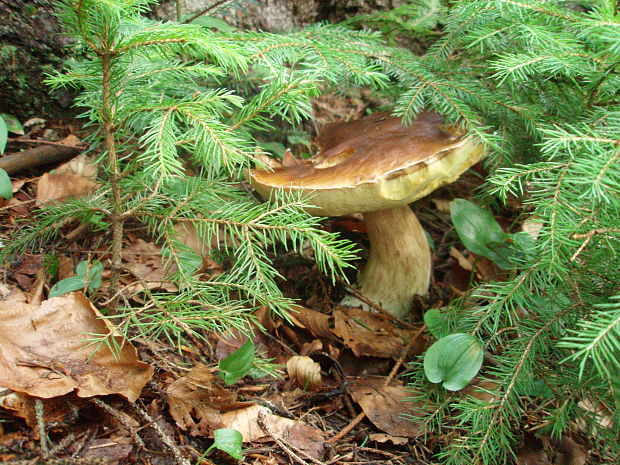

left=522, top=216, right=544, bottom=241
left=82, top=439, right=132, bottom=465
left=460, top=378, right=500, bottom=403
left=450, top=247, right=473, bottom=271
left=220, top=404, right=326, bottom=459
left=431, top=198, right=452, bottom=214
left=57, top=255, right=75, bottom=281
left=122, top=239, right=178, bottom=293
left=516, top=434, right=587, bottom=465
left=349, top=377, right=419, bottom=438
left=0, top=392, right=71, bottom=429
left=0, top=292, right=153, bottom=401
left=288, top=305, right=334, bottom=339
left=173, top=222, right=210, bottom=259
left=287, top=356, right=322, bottom=391
left=577, top=399, right=613, bottom=432
left=368, top=433, right=408, bottom=445
left=555, top=436, right=587, bottom=465
left=166, top=364, right=243, bottom=436
left=55, top=152, right=97, bottom=178
left=332, top=308, right=425, bottom=358
left=36, top=173, right=98, bottom=204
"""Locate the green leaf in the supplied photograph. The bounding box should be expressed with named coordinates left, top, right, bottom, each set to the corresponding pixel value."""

left=75, top=260, right=104, bottom=291
left=257, top=141, right=286, bottom=158
left=287, top=133, right=311, bottom=149
left=207, top=428, right=244, bottom=460
left=424, top=333, right=484, bottom=391
left=450, top=199, right=512, bottom=269
left=50, top=261, right=103, bottom=297
left=0, top=117, right=7, bottom=154
left=49, top=275, right=87, bottom=297
left=190, top=15, right=235, bottom=32
left=424, top=308, right=445, bottom=339
left=218, top=340, right=256, bottom=385
left=0, top=168, right=12, bottom=200
left=1, top=114, right=24, bottom=135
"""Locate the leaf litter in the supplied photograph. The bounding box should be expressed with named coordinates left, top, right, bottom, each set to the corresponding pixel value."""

left=0, top=113, right=595, bottom=465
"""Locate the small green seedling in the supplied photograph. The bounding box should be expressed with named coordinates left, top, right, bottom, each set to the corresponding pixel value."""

left=218, top=340, right=256, bottom=385
left=204, top=428, right=244, bottom=461
left=49, top=260, right=104, bottom=297
left=450, top=199, right=512, bottom=269
left=0, top=169, right=11, bottom=200
left=0, top=113, right=24, bottom=155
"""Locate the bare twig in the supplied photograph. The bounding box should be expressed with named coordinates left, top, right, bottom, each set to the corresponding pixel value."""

left=131, top=402, right=191, bottom=465
left=570, top=228, right=620, bottom=262
left=257, top=410, right=326, bottom=465
left=35, top=399, right=48, bottom=457
left=8, top=137, right=87, bottom=149
left=91, top=398, right=145, bottom=450
left=384, top=324, right=426, bottom=386
left=0, top=139, right=81, bottom=174
left=327, top=411, right=366, bottom=444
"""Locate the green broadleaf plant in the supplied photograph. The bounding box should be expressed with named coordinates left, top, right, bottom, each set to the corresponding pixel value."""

left=423, top=308, right=445, bottom=339
left=0, top=117, right=7, bottom=154
left=206, top=428, right=244, bottom=460
left=450, top=198, right=512, bottom=269
left=0, top=168, right=12, bottom=200
left=49, top=260, right=103, bottom=297
left=218, top=339, right=256, bottom=385
left=1, top=114, right=24, bottom=136
left=423, top=333, right=484, bottom=391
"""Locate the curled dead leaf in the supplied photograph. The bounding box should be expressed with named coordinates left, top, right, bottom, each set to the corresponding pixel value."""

left=288, top=305, right=334, bottom=339
left=368, top=433, right=408, bottom=445
left=287, top=356, right=322, bottom=391
left=0, top=292, right=153, bottom=401
left=0, top=391, right=72, bottom=429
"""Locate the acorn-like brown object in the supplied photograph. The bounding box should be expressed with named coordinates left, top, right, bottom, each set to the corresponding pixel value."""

left=251, top=112, right=484, bottom=318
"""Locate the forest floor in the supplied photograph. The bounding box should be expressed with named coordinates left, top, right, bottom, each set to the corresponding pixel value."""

left=0, top=104, right=592, bottom=465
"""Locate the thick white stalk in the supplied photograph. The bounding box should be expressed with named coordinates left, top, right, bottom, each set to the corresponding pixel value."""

left=344, top=205, right=431, bottom=318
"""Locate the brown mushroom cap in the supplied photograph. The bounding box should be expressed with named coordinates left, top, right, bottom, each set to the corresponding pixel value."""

left=250, top=112, right=484, bottom=215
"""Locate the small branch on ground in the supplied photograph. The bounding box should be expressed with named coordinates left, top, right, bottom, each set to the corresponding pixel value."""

left=257, top=410, right=326, bottom=465
left=0, top=138, right=81, bottom=174
left=131, top=402, right=191, bottom=465
left=91, top=398, right=145, bottom=450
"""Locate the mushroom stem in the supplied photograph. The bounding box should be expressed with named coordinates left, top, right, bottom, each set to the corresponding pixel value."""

left=344, top=205, right=431, bottom=318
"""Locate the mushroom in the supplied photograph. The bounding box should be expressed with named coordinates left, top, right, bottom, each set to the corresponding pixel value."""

left=250, top=112, right=484, bottom=318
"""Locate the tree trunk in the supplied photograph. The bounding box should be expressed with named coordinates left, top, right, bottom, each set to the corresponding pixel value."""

left=0, top=0, right=75, bottom=120
left=155, top=0, right=407, bottom=31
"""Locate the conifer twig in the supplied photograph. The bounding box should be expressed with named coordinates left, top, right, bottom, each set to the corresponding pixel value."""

left=101, top=48, right=125, bottom=313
